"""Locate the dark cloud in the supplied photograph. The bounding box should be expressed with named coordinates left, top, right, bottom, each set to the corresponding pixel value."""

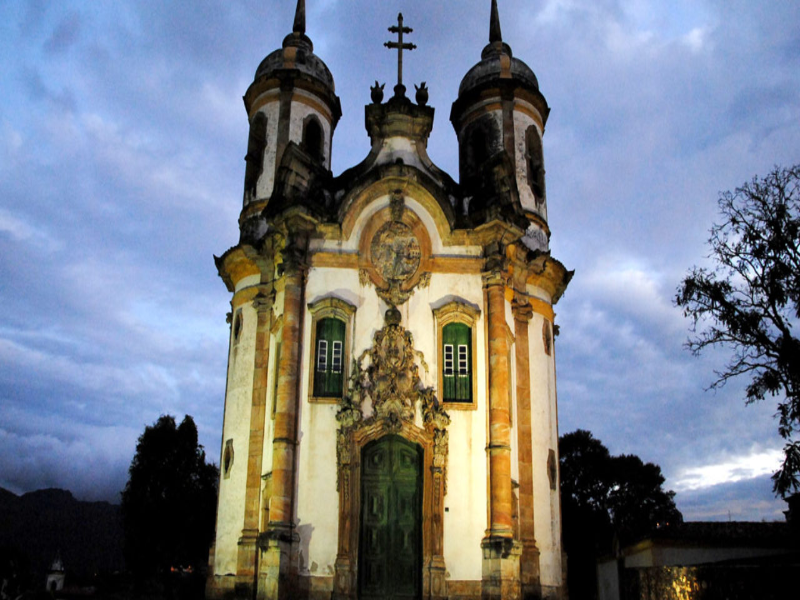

left=43, top=11, right=81, bottom=54
left=1, top=1, right=799, bottom=515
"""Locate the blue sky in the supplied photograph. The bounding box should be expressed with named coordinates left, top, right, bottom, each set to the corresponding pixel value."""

left=1, top=0, right=799, bottom=521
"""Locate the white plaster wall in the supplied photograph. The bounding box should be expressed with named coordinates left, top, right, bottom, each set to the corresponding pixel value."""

left=253, top=98, right=280, bottom=202
left=373, top=137, right=434, bottom=179
left=214, top=301, right=258, bottom=575
left=294, top=268, right=363, bottom=577
left=443, top=407, right=488, bottom=581
left=512, top=109, right=547, bottom=220
left=527, top=305, right=563, bottom=588
left=428, top=273, right=488, bottom=581
left=235, top=274, right=262, bottom=294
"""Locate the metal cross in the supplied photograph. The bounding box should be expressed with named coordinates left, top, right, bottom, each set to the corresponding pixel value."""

left=384, top=13, right=416, bottom=89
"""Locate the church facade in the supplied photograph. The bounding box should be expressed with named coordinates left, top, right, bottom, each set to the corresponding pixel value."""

left=207, top=2, right=572, bottom=599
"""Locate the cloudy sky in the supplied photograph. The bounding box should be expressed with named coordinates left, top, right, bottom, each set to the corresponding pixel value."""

left=1, top=0, right=798, bottom=522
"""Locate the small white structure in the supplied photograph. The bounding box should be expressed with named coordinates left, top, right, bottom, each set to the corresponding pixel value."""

left=45, top=554, right=65, bottom=593
left=207, top=2, right=572, bottom=599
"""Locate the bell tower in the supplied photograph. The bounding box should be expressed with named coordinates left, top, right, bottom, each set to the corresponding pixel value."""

left=239, top=0, right=341, bottom=243
left=451, top=0, right=551, bottom=253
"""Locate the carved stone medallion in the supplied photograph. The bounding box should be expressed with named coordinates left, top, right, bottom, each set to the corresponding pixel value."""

left=370, top=221, right=421, bottom=283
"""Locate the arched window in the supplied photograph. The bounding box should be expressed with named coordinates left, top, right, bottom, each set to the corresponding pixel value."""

left=307, top=297, right=355, bottom=402
left=525, top=126, right=545, bottom=202
left=433, top=300, right=481, bottom=408
left=313, top=317, right=345, bottom=397
left=302, top=116, right=324, bottom=163
left=461, top=117, right=500, bottom=184
left=244, top=113, right=267, bottom=201
left=442, top=322, right=472, bottom=402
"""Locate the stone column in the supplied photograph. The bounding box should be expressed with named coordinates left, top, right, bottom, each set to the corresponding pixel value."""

left=236, top=291, right=273, bottom=596
left=512, top=299, right=542, bottom=600
left=482, top=245, right=520, bottom=600
left=261, top=233, right=308, bottom=600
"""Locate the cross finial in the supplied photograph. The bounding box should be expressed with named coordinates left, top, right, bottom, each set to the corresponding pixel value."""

left=384, top=12, right=416, bottom=97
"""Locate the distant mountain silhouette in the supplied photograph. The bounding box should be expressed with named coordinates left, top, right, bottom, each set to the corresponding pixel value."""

left=0, top=487, right=124, bottom=586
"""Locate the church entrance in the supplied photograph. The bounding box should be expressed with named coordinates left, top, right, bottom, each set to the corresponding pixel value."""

left=358, top=435, right=422, bottom=600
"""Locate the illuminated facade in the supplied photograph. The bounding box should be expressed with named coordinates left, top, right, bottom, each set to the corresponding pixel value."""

left=207, top=2, right=571, bottom=599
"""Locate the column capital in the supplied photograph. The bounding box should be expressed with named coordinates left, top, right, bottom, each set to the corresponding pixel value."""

left=251, top=289, right=275, bottom=312
left=512, top=299, right=534, bottom=323
left=280, top=240, right=308, bottom=277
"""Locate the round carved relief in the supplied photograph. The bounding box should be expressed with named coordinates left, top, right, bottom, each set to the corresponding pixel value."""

left=370, top=221, right=421, bottom=283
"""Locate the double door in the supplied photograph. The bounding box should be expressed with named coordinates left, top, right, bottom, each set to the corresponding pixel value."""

left=359, top=435, right=422, bottom=600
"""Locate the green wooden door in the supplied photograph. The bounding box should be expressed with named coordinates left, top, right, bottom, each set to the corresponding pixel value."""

left=359, top=435, right=422, bottom=600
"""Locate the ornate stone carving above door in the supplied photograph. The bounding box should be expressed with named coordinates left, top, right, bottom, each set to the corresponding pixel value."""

left=333, top=308, right=450, bottom=600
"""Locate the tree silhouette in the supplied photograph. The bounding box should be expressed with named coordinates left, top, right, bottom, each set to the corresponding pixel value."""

left=560, top=430, right=682, bottom=599
left=120, top=415, right=218, bottom=582
left=676, top=164, right=800, bottom=496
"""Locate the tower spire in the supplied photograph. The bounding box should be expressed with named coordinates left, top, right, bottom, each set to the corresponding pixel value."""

left=489, top=0, right=502, bottom=43
left=292, top=0, right=306, bottom=35
left=282, top=0, right=312, bottom=51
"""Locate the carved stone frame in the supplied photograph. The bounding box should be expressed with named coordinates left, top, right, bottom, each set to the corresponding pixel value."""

left=357, top=200, right=433, bottom=306
left=307, top=296, right=356, bottom=403
left=333, top=419, right=447, bottom=600
left=433, top=300, right=481, bottom=410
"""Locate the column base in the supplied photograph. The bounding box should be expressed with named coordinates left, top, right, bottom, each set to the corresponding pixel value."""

left=520, top=539, right=542, bottom=600
left=256, top=526, right=300, bottom=600
left=481, top=537, right=523, bottom=600
left=235, top=529, right=260, bottom=597
left=332, top=554, right=355, bottom=600
left=426, top=555, right=447, bottom=600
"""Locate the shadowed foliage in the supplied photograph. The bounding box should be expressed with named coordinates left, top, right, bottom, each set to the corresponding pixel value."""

left=120, top=415, right=218, bottom=583
left=676, top=164, right=800, bottom=496
left=559, top=429, right=682, bottom=600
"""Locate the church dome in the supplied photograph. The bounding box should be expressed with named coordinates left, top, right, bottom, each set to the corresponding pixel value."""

left=254, top=32, right=335, bottom=91
left=458, top=42, right=538, bottom=96
left=456, top=0, right=539, bottom=98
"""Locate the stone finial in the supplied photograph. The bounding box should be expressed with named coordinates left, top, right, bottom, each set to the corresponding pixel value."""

left=371, top=81, right=385, bottom=104
left=414, top=82, right=428, bottom=106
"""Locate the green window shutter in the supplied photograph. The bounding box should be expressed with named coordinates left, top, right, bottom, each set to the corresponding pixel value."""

left=442, top=323, right=471, bottom=402
left=314, top=317, right=346, bottom=397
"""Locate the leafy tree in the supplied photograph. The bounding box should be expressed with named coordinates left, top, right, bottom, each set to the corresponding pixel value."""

left=559, top=430, right=682, bottom=599
left=121, top=415, right=218, bottom=581
left=675, top=165, right=800, bottom=496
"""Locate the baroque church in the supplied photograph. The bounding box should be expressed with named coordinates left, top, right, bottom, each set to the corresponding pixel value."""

left=207, top=1, right=572, bottom=599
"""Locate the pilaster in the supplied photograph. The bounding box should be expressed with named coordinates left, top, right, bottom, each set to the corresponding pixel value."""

left=512, top=299, right=542, bottom=600
left=264, top=229, right=309, bottom=599
left=236, top=291, right=274, bottom=596
left=482, top=243, right=517, bottom=599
